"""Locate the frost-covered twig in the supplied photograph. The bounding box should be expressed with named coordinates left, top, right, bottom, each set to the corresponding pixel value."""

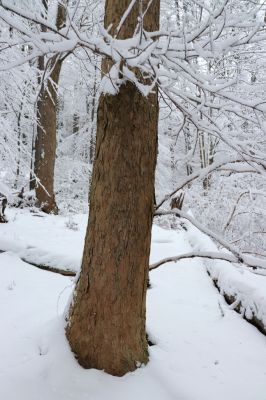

left=223, top=191, right=266, bottom=232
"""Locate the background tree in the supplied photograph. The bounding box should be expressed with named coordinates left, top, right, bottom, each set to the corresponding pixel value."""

left=34, top=0, right=68, bottom=213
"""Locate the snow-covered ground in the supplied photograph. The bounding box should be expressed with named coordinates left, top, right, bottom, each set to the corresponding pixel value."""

left=0, top=209, right=87, bottom=272
left=1, top=210, right=266, bottom=400
left=187, top=220, right=266, bottom=332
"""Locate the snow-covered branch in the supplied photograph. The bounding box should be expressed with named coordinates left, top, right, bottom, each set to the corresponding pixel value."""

left=156, top=157, right=266, bottom=210
left=154, top=209, right=266, bottom=270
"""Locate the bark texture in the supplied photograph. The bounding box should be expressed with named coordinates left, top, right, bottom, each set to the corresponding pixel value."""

left=34, top=1, right=67, bottom=214
left=66, top=0, right=160, bottom=377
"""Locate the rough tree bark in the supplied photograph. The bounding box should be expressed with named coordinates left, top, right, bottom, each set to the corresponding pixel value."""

left=66, top=0, right=160, bottom=377
left=34, top=0, right=67, bottom=213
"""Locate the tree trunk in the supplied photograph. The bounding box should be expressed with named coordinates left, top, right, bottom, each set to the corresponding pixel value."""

left=34, top=1, right=67, bottom=213
left=66, top=0, right=160, bottom=377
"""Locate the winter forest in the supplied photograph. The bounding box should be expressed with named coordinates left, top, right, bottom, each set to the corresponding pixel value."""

left=0, top=0, right=266, bottom=399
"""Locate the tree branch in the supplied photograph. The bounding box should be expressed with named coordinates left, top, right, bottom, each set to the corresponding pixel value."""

left=150, top=251, right=237, bottom=271
left=154, top=209, right=266, bottom=270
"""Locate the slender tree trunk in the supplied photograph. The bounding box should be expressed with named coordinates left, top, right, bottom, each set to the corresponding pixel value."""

left=34, top=1, right=67, bottom=213
left=66, top=0, right=160, bottom=377
left=14, top=107, right=22, bottom=189
left=89, top=62, right=98, bottom=164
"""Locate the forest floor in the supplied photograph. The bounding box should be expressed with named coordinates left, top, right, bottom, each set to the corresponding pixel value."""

left=0, top=209, right=266, bottom=400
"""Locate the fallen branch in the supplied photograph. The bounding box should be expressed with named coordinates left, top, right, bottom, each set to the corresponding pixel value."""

left=21, top=257, right=76, bottom=277
left=0, top=249, right=76, bottom=277
left=154, top=209, right=266, bottom=271
left=209, top=272, right=266, bottom=337
left=149, top=249, right=266, bottom=335
left=150, top=251, right=237, bottom=271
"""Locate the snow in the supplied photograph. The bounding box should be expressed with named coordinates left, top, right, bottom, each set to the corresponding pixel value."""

left=1, top=213, right=266, bottom=400
left=208, top=260, right=266, bottom=327
left=0, top=209, right=87, bottom=272
left=0, top=181, right=13, bottom=201
left=185, top=216, right=266, bottom=330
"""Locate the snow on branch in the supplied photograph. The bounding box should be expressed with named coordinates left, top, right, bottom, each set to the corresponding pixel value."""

left=1, top=1, right=266, bottom=222
left=154, top=209, right=266, bottom=271
left=1, top=0, right=266, bottom=143
left=1, top=1, right=266, bottom=85
left=156, top=157, right=266, bottom=210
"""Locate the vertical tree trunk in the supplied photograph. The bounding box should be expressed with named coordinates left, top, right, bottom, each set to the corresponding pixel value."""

left=14, top=105, right=22, bottom=189
left=34, top=0, right=67, bottom=213
left=66, top=0, right=160, bottom=377
left=89, top=62, right=98, bottom=164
